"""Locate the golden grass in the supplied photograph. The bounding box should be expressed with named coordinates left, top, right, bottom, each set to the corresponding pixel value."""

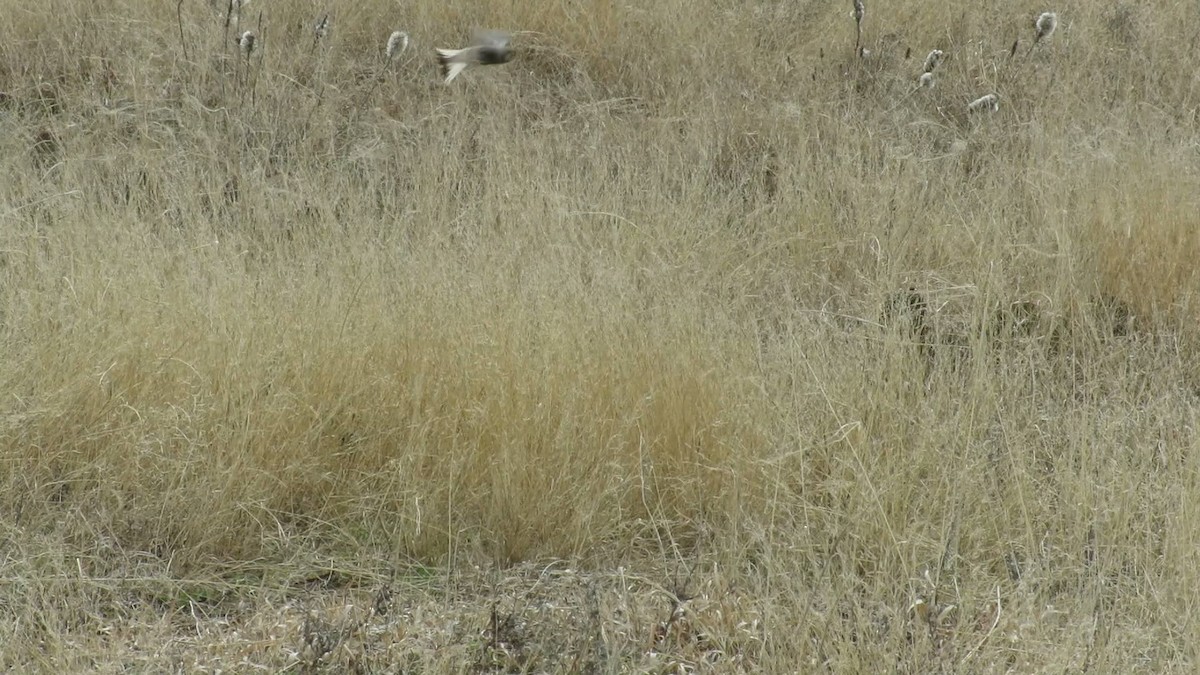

left=1, top=0, right=1199, bottom=670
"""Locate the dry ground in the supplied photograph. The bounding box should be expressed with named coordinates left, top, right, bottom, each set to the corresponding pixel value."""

left=2, top=0, right=1200, bottom=672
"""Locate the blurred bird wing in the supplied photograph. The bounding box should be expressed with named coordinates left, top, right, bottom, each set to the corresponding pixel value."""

left=443, top=62, right=469, bottom=82
left=435, top=48, right=472, bottom=82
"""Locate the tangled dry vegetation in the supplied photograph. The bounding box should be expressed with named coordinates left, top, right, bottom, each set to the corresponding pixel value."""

left=1, top=0, right=1199, bottom=671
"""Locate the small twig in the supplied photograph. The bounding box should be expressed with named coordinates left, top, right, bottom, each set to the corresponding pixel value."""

left=176, top=0, right=190, bottom=63
left=300, top=83, right=327, bottom=134
left=216, top=0, right=235, bottom=102
left=309, top=13, right=328, bottom=58
left=852, top=0, right=865, bottom=54
left=250, top=10, right=265, bottom=106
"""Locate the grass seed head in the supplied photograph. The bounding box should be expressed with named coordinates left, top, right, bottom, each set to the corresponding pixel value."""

left=1035, top=12, right=1058, bottom=42
left=918, top=71, right=934, bottom=88
left=314, top=14, right=329, bottom=41
left=238, top=30, right=256, bottom=55
left=923, top=49, right=944, bottom=73
left=853, top=0, right=865, bottom=25
left=967, top=93, right=1000, bottom=113
left=386, top=30, right=410, bottom=61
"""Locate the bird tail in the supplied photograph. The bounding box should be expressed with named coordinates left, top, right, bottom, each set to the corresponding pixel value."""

left=435, top=47, right=466, bottom=61
left=435, top=48, right=470, bottom=83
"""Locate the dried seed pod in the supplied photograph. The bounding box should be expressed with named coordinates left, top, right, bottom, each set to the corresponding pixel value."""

left=923, top=49, right=944, bottom=73
left=1034, top=12, right=1058, bottom=44
left=967, top=93, right=1000, bottom=113
left=386, top=30, right=410, bottom=61
left=238, top=30, right=256, bottom=55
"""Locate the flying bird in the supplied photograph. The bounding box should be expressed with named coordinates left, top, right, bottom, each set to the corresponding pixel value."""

left=435, top=30, right=513, bottom=84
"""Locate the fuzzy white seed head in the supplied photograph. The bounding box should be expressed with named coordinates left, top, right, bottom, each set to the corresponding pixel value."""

left=852, top=0, right=865, bottom=24
left=314, top=14, right=330, bottom=40
left=1035, top=12, right=1058, bottom=41
left=238, top=30, right=256, bottom=55
left=918, top=72, right=934, bottom=89
left=967, top=93, right=1000, bottom=114
left=923, top=49, right=944, bottom=73
left=386, top=30, right=410, bottom=60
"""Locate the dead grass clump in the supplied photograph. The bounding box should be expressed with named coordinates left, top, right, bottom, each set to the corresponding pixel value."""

left=880, top=287, right=933, bottom=365
left=30, top=127, right=61, bottom=169
left=711, top=129, right=781, bottom=205
left=34, top=81, right=63, bottom=115
left=1088, top=165, right=1200, bottom=333
left=1, top=0, right=1200, bottom=670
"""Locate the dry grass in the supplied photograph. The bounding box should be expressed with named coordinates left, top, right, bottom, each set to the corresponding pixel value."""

left=1, top=0, right=1199, bottom=671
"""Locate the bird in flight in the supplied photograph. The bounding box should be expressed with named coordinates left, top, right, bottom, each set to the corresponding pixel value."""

left=435, top=30, right=513, bottom=84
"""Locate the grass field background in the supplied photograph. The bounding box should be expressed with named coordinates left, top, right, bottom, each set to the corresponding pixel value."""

left=2, top=0, right=1199, bottom=670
